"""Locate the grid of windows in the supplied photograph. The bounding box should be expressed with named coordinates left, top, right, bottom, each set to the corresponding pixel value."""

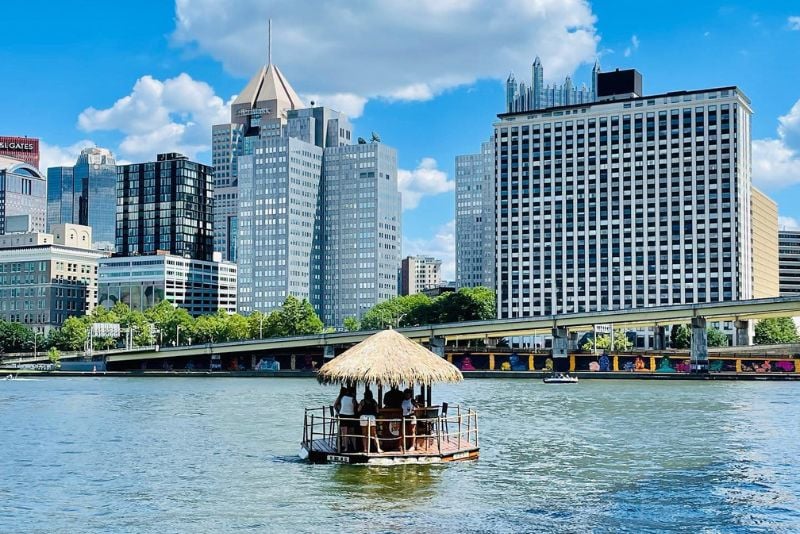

left=116, top=154, right=214, bottom=262
left=494, top=88, right=753, bottom=319
left=456, top=140, right=495, bottom=289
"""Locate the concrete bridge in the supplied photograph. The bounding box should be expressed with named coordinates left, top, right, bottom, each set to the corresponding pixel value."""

left=99, top=297, right=800, bottom=372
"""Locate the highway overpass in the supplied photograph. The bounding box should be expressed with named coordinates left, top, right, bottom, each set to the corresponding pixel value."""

left=103, top=297, right=800, bottom=365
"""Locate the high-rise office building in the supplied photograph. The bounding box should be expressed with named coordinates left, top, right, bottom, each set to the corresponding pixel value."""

left=494, top=70, right=754, bottom=318
left=455, top=140, right=495, bottom=289
left=506, top=57, right=599, bottom=113
left=233, top=58, right=400, bottom=326
left=0, top=224, right=108, bottom=332
left=47, top=147, right=117, bottom=250
left=322, top=142, right=400, bottom=325
left=751, top=188, right=779, bottom=298
left=400, top=256, right=442, bottom=295
left=0, top=155, right=47, bottom=235
left=116, top=153, right=213, bottom=261
left=212, top=60, right=304, bottom=262
left=778, top=230, right=800, bottom=297
left=0, top=136, right=39, bottom=168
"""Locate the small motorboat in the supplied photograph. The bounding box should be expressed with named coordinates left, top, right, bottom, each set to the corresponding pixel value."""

left=543, top=373, right=579, bottom=384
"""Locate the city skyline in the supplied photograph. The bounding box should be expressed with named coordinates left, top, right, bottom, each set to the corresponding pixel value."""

left=2, top=1, right=800, bottom=279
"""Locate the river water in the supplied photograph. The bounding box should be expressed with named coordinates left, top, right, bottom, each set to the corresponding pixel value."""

left=1, top=377, right=798, bottom=533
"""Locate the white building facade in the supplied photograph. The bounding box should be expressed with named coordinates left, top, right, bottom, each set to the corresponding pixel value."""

left=494, top=80, right=753, bottom=319
left=98, top=252, right=237, bottom=316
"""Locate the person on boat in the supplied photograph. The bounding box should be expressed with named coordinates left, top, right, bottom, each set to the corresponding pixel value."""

left=358, top=389, right=383, bottom=454
left=334, top=386, right=358, bottom=452
left=401, top=388, right=417, bottom=452
left=383, top=386, right=403, bottom=409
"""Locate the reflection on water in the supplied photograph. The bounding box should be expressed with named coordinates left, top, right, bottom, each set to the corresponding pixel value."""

left=328, top=464, right=442, bottom=504
left=1, top=378, right=798, bottom=532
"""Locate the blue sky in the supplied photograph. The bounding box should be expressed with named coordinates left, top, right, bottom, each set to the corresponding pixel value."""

left=2, top=1, right=800, bottom=278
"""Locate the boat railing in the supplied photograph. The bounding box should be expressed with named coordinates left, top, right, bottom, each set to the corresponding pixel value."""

left=302, top=404, right=479, bottom=455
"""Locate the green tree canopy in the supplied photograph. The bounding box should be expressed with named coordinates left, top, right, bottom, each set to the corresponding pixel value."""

left=360, top=293, right=432, bottom=330
left=581, top=331, right=633, bottom=352
left=670, top=324, right=691, bottom=349
left=754, top=317, right=800, bottom=344
left=0, top=320, right=35, bottom=353
left=706, top=326, right=729, bottom=348
left=343, top=317, right=360, bottom=332
left=50, top=317, right=89, bottom=351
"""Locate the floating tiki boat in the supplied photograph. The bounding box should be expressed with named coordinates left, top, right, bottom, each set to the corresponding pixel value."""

left=300, top=329, right=480, bottom=465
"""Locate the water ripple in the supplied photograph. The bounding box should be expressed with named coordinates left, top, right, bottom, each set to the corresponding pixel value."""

left=0, top=378, right=798, bottom=532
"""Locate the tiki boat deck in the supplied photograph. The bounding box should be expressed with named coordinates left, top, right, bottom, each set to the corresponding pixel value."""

left=301, top=405, right=479, bottom=465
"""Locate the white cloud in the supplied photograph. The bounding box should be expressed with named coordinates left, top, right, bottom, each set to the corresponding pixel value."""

left=398, top=158, right=454, bottom=210
left=788, top=16, right=800, bottom=30
left=753, top=98, right=800, bottom=189
left=39, top=139, right=96, bottom=172
left=77, top=73, right=231, bottom=160
left=778, top=215, right=800, bottom=230
left=623, top=35, right=640, bottom=57
left=302, top=92, right=367, bottom=118
left=404, top=220, right=456, bottom=281
left=172, top=0, right=599, bottom=104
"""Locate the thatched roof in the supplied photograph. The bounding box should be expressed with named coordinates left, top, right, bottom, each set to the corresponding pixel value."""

left=317, top=329, right=463, bottom=387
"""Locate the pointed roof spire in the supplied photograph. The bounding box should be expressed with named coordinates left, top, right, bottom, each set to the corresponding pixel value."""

left=231, top=18, right=304, bottom=117
left=592, top=58, right=601, bottom=72
left=533, top=56, right=542, bottom=66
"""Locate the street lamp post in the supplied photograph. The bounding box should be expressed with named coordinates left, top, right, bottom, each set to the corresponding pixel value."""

left=176, top=325, right=181, bottom=347
left=259, top=313, right=264, bottom=339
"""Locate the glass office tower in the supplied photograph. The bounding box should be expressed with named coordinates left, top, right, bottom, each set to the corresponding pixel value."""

left=47, top=147, right=117, bottom=250
left=116, top=153, right=214, bottom=261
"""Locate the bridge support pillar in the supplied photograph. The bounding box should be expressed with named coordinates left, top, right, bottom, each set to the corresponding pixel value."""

left=653, top=326, right=666, bottom=350
left=552, top=327, right=569, bottom=372
left=690, top=317, right=709, bottom=373
left=567, top=331, right=579, bottom=352
left=429, top=335, right=446, bottom=357
left=734, top=320, right=751, bottom=346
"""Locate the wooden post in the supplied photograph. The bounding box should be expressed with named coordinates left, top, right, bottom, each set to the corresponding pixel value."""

left=613, top=355, right=619, bottom=371
left=458, top=410, right=472, bottom=443
left=528, top=353, right=534, bottom=370
left=426, top=384, right=432, bottom=407
left=457, top=410, right=462, bottom=450
left=401, top=413, right=407, bottom=453
left=649, top=356, right=656, bottom=371
left=377, top=384, right=383, bottom=408
left=447, top=354, right=453, bottom=363
left=290, top=354, right=296, bottom=370
left=569, top=354, right=576, bottom=371
left=489, top=353, right=495, bottom=370
left=736, top=358, right=742, bottom=373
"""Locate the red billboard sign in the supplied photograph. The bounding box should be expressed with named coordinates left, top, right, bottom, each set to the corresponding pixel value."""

left=0, top=136, right=40, bottom=168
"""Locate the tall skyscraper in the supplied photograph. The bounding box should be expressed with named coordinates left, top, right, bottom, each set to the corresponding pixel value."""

left=507, top=56, right=597, bottom=113
left=212, top=57, right=304, bottom=262
left=47, top=147, right=117, bottom=250
left=0, top=155, right=47, bottom=235
left=494, top=70, right=754, bottom=318
left=455, top=140, right=495, bottom=289
left=321, top=142, right=400, bottom=325
left=233, top=57, right=400, bottom=326
left=116, top=153, right=213, bottom=261
left=400, top=256, right=442, bottom=295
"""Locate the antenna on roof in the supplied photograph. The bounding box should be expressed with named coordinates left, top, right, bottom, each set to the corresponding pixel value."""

left=267, top=18, right=272, bottom=66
